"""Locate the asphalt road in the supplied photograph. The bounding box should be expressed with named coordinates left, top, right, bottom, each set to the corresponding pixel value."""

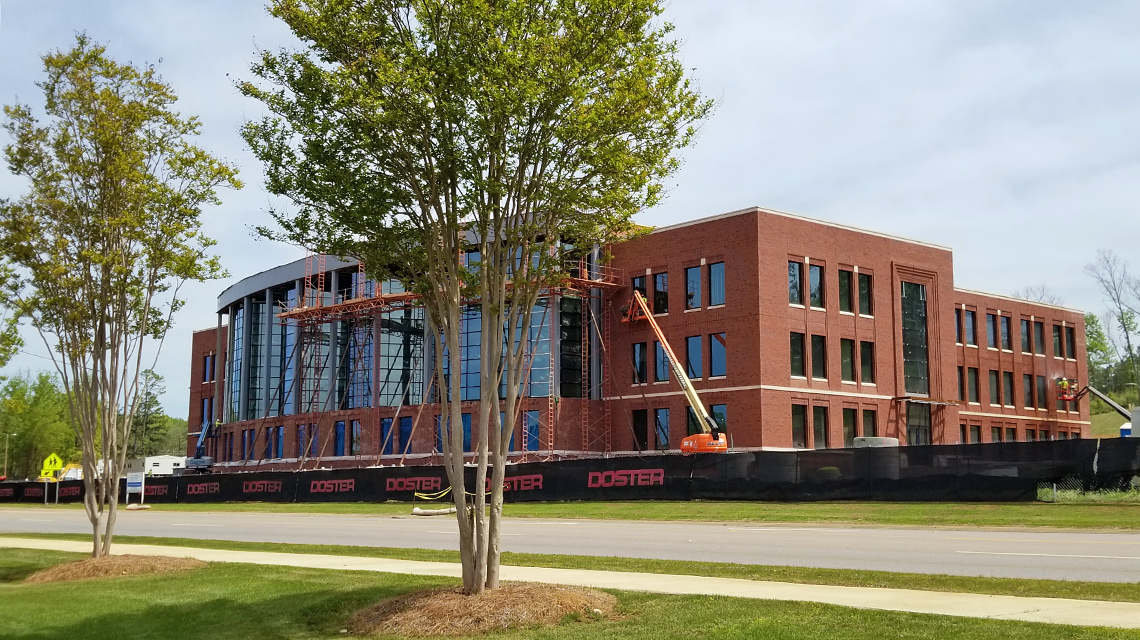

left=2, top=508, right=1139, bottom=583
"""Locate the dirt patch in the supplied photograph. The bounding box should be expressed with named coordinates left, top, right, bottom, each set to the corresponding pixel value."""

left=24, top=554, right=207, bottom=584
left=350, top=582, right=618, bottom=637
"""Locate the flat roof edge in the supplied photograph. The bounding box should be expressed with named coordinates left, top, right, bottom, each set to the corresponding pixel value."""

left=648, top=205, right=953, bottom=252
left=953, top=287, right=1085, bottom=315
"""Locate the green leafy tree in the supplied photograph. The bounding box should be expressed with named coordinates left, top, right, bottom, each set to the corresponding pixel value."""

left=0, top=35, right=240, bottom=556
left=127, top=369, right=166, bottom=458
left=241, top=0, right=710, bottom=593
left=1085, top=313, right=1115, bottom=391
left=0, top=372, right=75, bottom=480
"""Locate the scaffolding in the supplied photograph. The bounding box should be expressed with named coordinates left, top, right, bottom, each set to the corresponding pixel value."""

left=261, top=251, right=625, bottom=465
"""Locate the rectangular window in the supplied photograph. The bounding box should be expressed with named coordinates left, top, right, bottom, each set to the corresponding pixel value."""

left=989, top=370, right=1000, bottom=405
left=967, top=367, right=979, bottom=403
left=906, top=403, right=932, bottom=445
left=900, top=282, right=930, bottom=395
left=809, top=264, right=824, bottom=308
left=1023, top=374, right=1034, bottom=408
left=860, top=341, right=875, bottom=383
left=840, top=339, right=856, bottom=382
left=839, top=270, right=853, bottom=312
left=965, top=311, right=977, bottom=346
left=969, top=424, right=980, bottom=443
left=399, top=416, right=412, bottom=454
left=813, top=406, right=829, bottom=449
left=632, top=342, right=647, bottom=384
left=685, top=336, right=702, bottom=378
left=631, top=275, right=646, bottom=299
left=264, top=429, right=272, bottom=460
left=1006, top=427, right=1017, bottom=442
left=811, top=335, right=827, bottom=379
left=1034, top=321, right=1045, bottom=354
left=1001, top=316, right=1012, bottom=350
left=654, top=408, right=670, bottom=449
left=334, top=421, right=346, bottom=456
left=240, top=429, right=247, bottom=461
left=960, top=424, right=967, bottom=443
left=1036, top=375, right=1048, bottom=410
left=710, top=404, right=727, bottom=431
left=654, top=341, right=669, bottom=382
left=1065, top=326, right=1076, bottom=359
left=632, top=409, right=648, bottom=451
left=957, top=366, right=965, bottom=402
left=653, top=272, right=668, bottom=314
left=380, top=418, right=394, bottom=455
left=1021, top=319, right=1031, bottom=353
left=862, top=409, right=877, bottom=437
left=991, top=426, right=1002, bottom=442
left=686, top=406, right=700, bottom=436
left=709, top=332, right=726, bottom=377
left=790, top=332, right=805, bottom=377
left=709, top=262, right=725, bottom=306
left=525, top=410, right=540, bottom=451
left=792, top=405, right=807, bottom=448
left=202, top=354, right=211, bottom=382
left=351, top=420, right=361, bottom=455
left=955, top=309, right=963, bottom=344
left=201, top=397, right=210, bottom=427
left=1025, top=428, right=1036, bottom=441
left=987, top=314, right=998, bottom=348
left=858, top=273, right=873, bottom=315
left=788, top=261, right=803, bottom=305
left=1053, top=325, right=1063, bottom=357
left=685, top=266, right=701, bottom=310
left=1003, top=371, right=1014, bottom=406
left=842, top=408, right=856, bottom=447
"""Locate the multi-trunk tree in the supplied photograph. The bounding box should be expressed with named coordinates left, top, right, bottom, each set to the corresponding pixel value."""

left=242, top=0, right=709, bottom=593
left=0, top=35, right=239, bottom=556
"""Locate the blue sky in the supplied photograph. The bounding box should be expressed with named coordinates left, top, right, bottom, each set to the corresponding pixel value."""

left=1, top=1, right=1137, bottom=416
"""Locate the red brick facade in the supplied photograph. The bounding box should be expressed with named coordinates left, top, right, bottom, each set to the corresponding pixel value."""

left=188, top=206, right=1088, bottom=469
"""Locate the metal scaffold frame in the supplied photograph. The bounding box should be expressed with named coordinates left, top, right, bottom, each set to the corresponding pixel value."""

left=260, top=251, right=625, bottom=467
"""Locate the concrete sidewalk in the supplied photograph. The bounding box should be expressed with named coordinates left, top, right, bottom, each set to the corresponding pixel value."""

left=3, top=537, right=1137, bottom=630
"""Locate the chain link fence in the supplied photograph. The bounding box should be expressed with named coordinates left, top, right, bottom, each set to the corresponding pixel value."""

left=1037, top=474, right=1140, bottom=503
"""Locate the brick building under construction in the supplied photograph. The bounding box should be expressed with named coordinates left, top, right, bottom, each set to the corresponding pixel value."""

left=187, top=206, right=1089, bottom=471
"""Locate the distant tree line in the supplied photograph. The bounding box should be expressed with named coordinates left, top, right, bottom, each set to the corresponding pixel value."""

left=1, top=369, right=186, bottom=480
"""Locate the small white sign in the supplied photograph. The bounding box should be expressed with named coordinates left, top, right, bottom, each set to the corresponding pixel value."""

left=126, top=471, right=145, bottom=496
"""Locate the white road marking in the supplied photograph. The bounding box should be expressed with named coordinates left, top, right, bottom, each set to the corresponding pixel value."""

left=958, top=550, right=1140, bottom=561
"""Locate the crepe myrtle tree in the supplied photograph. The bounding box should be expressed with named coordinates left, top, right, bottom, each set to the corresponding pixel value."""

left=240, top=0, right=710, bottom=593
left=0, top=35, right=240, bottom=556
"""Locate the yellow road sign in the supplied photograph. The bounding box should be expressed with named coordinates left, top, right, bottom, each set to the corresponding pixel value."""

left=42, top=453, right=63, bottom=471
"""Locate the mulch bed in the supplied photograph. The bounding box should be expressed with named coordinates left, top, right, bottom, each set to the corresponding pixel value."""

left=350, top=582, right=618, bottom=637
left=24, top=554, right=207, bottom=583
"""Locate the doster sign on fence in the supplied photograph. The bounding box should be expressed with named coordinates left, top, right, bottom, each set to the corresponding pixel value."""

left=1, top=439, right=1137, bottom=505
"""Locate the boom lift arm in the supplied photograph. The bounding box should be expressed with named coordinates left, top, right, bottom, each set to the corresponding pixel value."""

left=624, top=291, right=727, bottom=453
left=186, top=420, right=217, bottom=472
left=1057, top=378, right=1132, bottom=421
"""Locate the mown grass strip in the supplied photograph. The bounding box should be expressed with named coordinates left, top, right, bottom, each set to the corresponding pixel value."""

left=1, top=547, right=1135, bottom=640
left=7, top=531, right=1140, bottom=605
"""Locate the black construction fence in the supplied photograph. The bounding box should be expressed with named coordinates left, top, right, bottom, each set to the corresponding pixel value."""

left=2, top=438, right=1138, bottom=505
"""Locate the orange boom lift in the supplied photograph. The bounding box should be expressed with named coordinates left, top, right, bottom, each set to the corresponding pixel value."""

left=623, top=290, right=727, bottom=454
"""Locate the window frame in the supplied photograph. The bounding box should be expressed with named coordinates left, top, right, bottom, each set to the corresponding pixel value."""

left=790, top=332, right=806, bottom=377
left=684, top=266, right=701, bottom=310
left=709, top=332, right=727, bottom=377
left=809, top=264, right=825, bottom=308
left=788, top=261, right=804, bottom=306
left=708, top=262, right=725, bottom=307
left=838, top=269, right=853, bottom=313
left=685, top=335, right=702, bottom=379
left=653, top=272, right=669, bottom=314
left=858, top=273, right=873, bottom=315
left=840, top=338, right=856, bottom=382
left=811, top=334, right=827, bottom=380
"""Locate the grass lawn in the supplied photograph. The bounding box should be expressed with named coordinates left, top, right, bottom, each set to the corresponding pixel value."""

left=1091, top=412, right=1131, bottom=438
left=8, top=532, right=1140, bottom=605
left=1, top=548, right=1136, bottom=640
left=6, top=499, right=1140, bottom=529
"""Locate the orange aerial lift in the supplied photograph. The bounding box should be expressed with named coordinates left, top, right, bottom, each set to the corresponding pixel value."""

left=1057, top=378, right=1132, bottom=422
left=623, top=290, right=728, bottom=454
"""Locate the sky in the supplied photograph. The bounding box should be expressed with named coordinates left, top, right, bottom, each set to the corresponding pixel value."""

left=0, top=1, right=1137, bottom=417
